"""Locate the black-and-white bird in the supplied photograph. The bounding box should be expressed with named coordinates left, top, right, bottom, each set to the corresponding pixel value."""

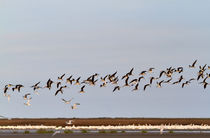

left=79, top=85, right=85, bottom=93
left=143, top=84, right=151, bottom=91
left=58, top=74, right=65, bottom=80
left=62, top=98, right=73, bottom=104
left=189, top=60, right=197, bottom=68
left=132, top=83, right=139, bottom=91
left=113, top=86, right=120, bottom=92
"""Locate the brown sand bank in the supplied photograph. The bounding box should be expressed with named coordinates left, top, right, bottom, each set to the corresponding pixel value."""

left=0, top=118, right=210, bottom=126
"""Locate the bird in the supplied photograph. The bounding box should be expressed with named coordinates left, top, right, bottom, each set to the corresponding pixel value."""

left=123, top=77, right=130, bottom=87
left=202, top=82, right=208, bottom=89
left=148, top=68, right=155, bottom=73
left=164, top=78, right=172, bottom=83
left=157, top=80, right=164, bottom=88
left=176, top=67, right=183, bottom=73
left=66, top=120, right=73, bottom=125
left=159, top=71, right=166, bottom=78
left=23, top=93, right=31, bottom=100
left=143, top=84, right=151, bottom=91
left=12, top=84, right=24, bottom=92
left=128, top=68, right=134, bottom=76
left=71, top=103, right=80, bottom=109
left=132, top=83, right=139, bottom=91
left=138, top=76, right=145, bottom=81
left=121, top=74, right=129, bottom=80
left=5, top=84, right=13, bottom=88
left=79, top=85, right=85, bottom=93
left=129, top=79, right=138, bottom=86
left=113, top=86, right=120, bottom=92
left=4, top=93, right=10, bottom=102
left=101, top=75, right=108, bottom=82
left=4, top=86, right=9, bottom=94
left=149, top=77, right=155, bottom=84
left=140, top=71, right=147, bottom=76
left=58, top=74, right=65, bottom=80
left=52, top=130, right=61, bottom=137
left=31, top=83, right=42, bottom=91
left=66, top=75, right=73, bottom=83
left=45, top=79, right=53, bottom=90
left=100, top=82, right=107, bottom=87
left=55, top=86, right=67, bottom=96
left=57, top=82, right=61, bottom=88
left=62, top=98, right=73, bottom=104
left=206, top=73, right=210, bottom=78
left=189, top=60, right=197, bottom=68
left=75, top=77, right=81, bottom=85
left=24, top=97, right=32, bottom=106
left=178, top=75, right=184, bottom=83
left=182, top=81, right=190, bottom=88
left=31, top=81, right=41, bottom=90
left=197, top=73, right=203, bottom=81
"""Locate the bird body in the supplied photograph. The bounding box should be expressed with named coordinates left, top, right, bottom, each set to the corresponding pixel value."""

left=71, top=103, right=80, bottom=109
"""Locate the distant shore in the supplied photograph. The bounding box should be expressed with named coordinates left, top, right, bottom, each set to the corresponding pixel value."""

left=0, top=133, right=210, bottom=138
left=1, top=118, right=210, bottom=126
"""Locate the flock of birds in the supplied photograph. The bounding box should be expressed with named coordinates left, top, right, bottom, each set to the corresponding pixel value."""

left=2, top=60, right=210, bottom=109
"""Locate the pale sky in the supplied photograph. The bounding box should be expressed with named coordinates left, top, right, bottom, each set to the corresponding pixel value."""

left=0, top=0, right=210, bottom=118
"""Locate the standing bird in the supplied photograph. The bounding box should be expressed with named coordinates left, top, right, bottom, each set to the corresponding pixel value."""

left=66, top=120, right=73, bottom=125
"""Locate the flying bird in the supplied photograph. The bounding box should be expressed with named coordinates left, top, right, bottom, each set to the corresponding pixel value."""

left=58, top=74, right=65, bottom=80
left=79, top=85, right=85, bottom=93
left=113, top=86, right=120, bottom=92
left=62, top=98, right=73, bottom=104
left=132, top=83, right=139, bottom=91
left=143, top=84, right=151, bottom=91
left=189, top=60, right=197, bottom=68
left=71, top=103, right=80, bottom=109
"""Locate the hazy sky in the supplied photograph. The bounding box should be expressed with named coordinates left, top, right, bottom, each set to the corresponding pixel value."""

left=0, top=0, right=210, bottom=118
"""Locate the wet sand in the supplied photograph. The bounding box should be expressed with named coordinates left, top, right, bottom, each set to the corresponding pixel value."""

left=0, top=133, right=210, bottom=138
